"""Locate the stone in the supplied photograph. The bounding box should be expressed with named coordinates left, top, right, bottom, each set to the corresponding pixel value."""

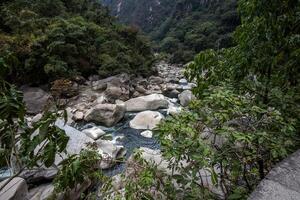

left=149, top=76, right=164, bottom=84
left=125, top=94, right=168, bottom=112
left=20, top=168, right=58, bottom=185
left=179, top=78, right=188, bottom=85
left=93, top=95, right=106, bottom=105
left=0, top=177, right=28, bottom=200
left=31, top=113, right=43, bottom=124
left=178, top=90, right=195, bottom=107
left=82, top=127, right=106, bottom=140
left=135, top=85, right=147, bottom=94
left=96, top=140, right=126, bottom=169
left=73, top=111, right=84, bottom=121
left=129, top=111, right=164, bottom=130
left=140, top=130, right=153, bottom=138
left=27, top=184, right=55, bottom=200
left=105, top=84, right=129, bottom=102
left=163, top=89, right=180, bottom=98
left=22, top=87, right=51, bottom=114
left=249, top=150, right=300, bottom=200
left=55, top=120, right=94, bottom=164
left=84, top=104, right=125, bottom=127
left=167, top=105, right=182, bottom=116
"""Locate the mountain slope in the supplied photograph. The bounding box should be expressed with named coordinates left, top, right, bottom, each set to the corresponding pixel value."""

left=102, top=0, right=239, bottom=63
left=0, top=0, right=154, bottom=84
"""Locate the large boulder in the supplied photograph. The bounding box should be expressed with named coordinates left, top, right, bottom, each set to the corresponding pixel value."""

left=55, top=120, right=94, bottom=164
left=84, top=104, right=125, bottom=127
left=22, top=87, right=51, bottom=114
left=125, top=94, right=168, bottom=112
left=20, top=168, right=58, bottom=185
left=0, top=177, right=28, bottom=200
left=27, top=184, right=55, bottom=200
left=96, top=140, right=126, bottom=169
left=130, top=111, right=164, bottom=130
left=104, top=84, right=130, bottom=102
left=92, top=73, right=130, bottom=91
left=178, top=90, right=195, bottom=107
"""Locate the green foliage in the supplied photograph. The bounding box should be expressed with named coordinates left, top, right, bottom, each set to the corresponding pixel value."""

left=54, top=148, right=109, bottom=198
left=0, top=61, right=69, bottom=171
left=155, top=86, right=298, bottom=198
left=104, top=0, right=239, bottom=63
left=0, top=0, right=154, bottom=84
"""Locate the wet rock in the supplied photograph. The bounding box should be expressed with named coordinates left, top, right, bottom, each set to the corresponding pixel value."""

left=84, top=104, right=126, bottom=127
left=82, top=127, right=106, bottom=140
left=96, top=140, right=126, bottom=169
left=125, top=94, right=168, bottom=112
left=130, top=111, right=164, bottom=130
left=140, top=130, right=153, bottom=138
left=0, top=177, right=28, bottom=200
left=22, top=87, right=52, bottom=114
left=178, top=90, right=195, bottom=107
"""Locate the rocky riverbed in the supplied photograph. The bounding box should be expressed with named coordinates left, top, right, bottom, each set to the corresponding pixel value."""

left=0, top=61, right=198, bottom=199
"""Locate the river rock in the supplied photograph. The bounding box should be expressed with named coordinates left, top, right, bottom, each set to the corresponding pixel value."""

left=73, top=111, right=84, bottom=121
left=96, top=140, right=126, bottom=169
left=27, top=184, right=55, bottom=200
left=178, top=90, right=195, bottom=107
left=105, top=84, right=129, bottom=102
left=84, top=104, right=125, bottom=127
left=163, top=89, right=180, bottom=98
left=140, top=130, right=153, bottom=138
left=130, top=111, right=164, bottom=130
left=22, top=87, right=51, bottom=114
left=55, top=120, right=94, bottom=164
left=167, top=105, right=182, bottom=116
left=82, top=127, right=106, bottom=140
left=135, top=85, right=147, bottom=94
left=179, top=78, right=188, bottom=85
left=125, top=94, right=168, bottom=112
left=20, top=168, right=58, bottom=185
left=0, top=177, right=28, bottom=200
left=149, top=76, right=164, bottom=84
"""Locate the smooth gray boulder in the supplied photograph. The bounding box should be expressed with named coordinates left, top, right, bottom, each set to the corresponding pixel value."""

left=0, top=177, right=28, bottom=200
left=178, top=90, right=195, bottom=107
left=22, top=87, right=51, bottom=114
left=130, top=111, right=164, bottom=130
left=249, top=150, right=300, bottom=200
left=125, top=94, right=168, bottom=112
left=84, top=104, right=125, bottom=127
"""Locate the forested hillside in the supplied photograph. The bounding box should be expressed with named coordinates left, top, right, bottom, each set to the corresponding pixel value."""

left=102, top=0, right=239, bottom=63
left=0, top=0, right=299, bottom=199
left=0, top=0, right=154, bottom=84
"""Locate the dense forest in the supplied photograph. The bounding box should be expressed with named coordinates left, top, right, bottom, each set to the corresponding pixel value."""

left=0, top=0, right=154, bottom=85
left=0, top=0, right=299, bottom=199
left=102, top=0, right=239, bottom=63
